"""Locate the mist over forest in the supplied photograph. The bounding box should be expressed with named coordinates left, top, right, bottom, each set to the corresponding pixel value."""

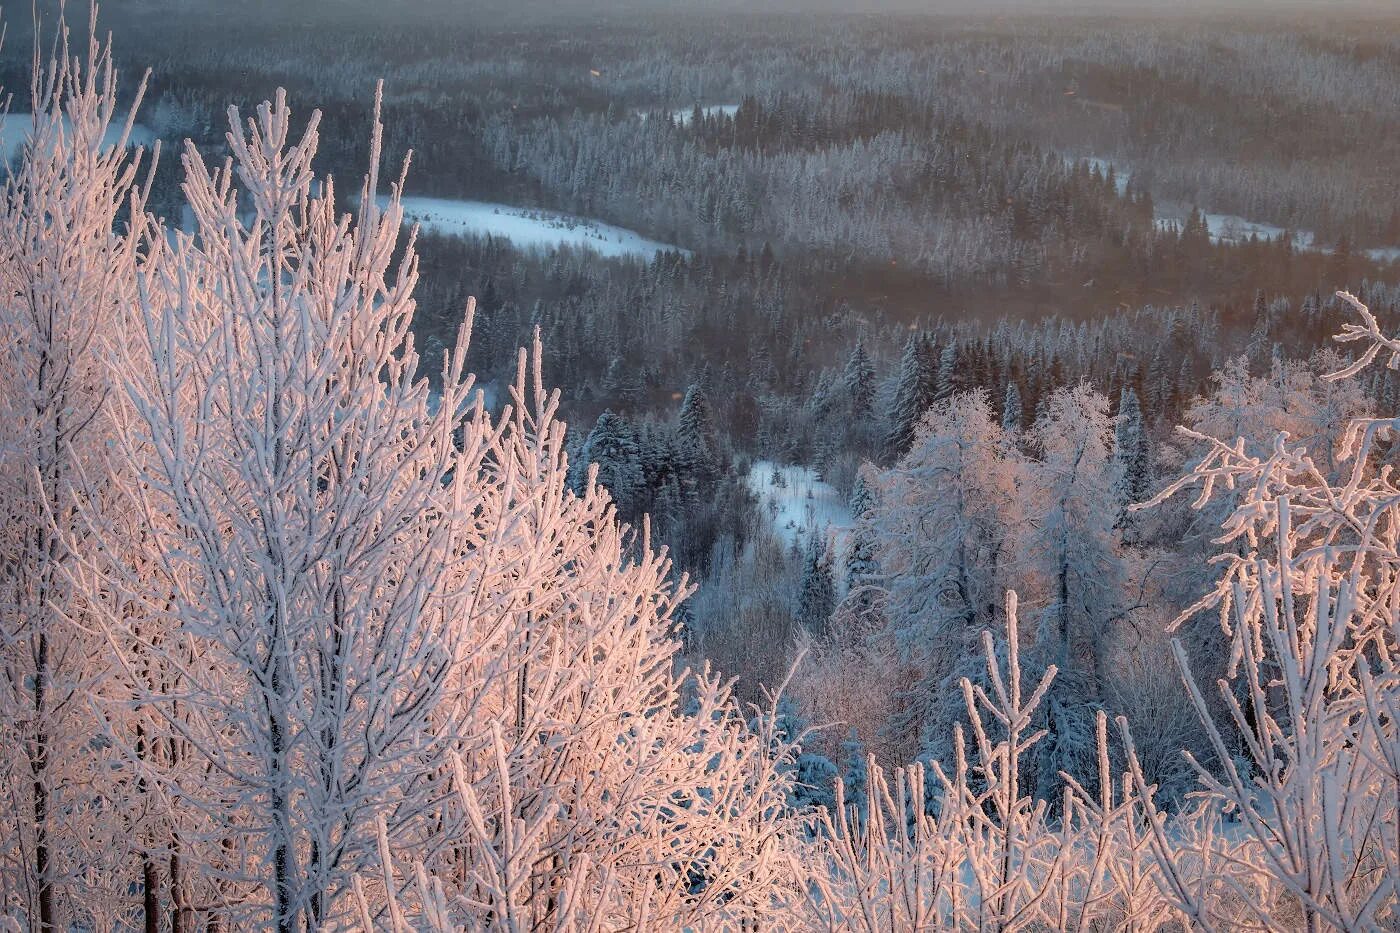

left=0, top=0, right=1398, bottom=929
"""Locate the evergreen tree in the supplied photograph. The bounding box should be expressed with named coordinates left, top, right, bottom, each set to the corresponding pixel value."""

left=575, top=411, right=644, bottom=518
left=794, top=751, right=838, bottom=812
left=839, top=729, right=869, bottom=824
left=933, top=341, right=960, bottom=404
left=882, top=333, right=937, bottom=463
left=603, top=356, right=643, bottom=410
left=676, top=381, right=721, bottom=492
left=1113, top=386, right=1151, bottom=509
left=1002, top=380, right=1024, bottom=433
left=795, top=534, right=836, bottom=635
left=845, top=468, right=880, bottom=585
left=1024, top=386, right=1126, bottom=795
left=843, top=339, right=876, bottom=420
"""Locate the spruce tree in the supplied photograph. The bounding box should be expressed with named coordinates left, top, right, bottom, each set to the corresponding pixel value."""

left=882, top=333, right=937, bottom=463
left=843, top=339, right=876, bottom=421
left=1002, top=380, right=1024, bottom=434
left=795, top=534, right=836, bottom=636
left=933, top=341, right=960, bottom=404
left=676, top=381, right=721, bottom=492
left=839, top=729, right=869, bottom=824
left=575, top=411, right=644, bottom=518
left=845, top=469, right=879, bottom=586
left=1113, top=386, right=1151, bottom=509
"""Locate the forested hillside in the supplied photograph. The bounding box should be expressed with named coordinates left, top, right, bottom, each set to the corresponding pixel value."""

left=0, top=5, right=1397, bottom=930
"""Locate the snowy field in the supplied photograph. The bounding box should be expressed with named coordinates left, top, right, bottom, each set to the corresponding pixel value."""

left=1190, top=210, right=1317, bottom=249
left=746, top=460, right=853, bottom=570
left=380, top=196, right=684, bottom=259
left=1067, top=153, right=1399, bottom=257
left=0, top=112, right=156, bottom=161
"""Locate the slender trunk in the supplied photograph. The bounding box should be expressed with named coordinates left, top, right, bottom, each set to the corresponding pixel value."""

left=32, top=349, right=57, bottom=933
left=137, top=721, right=160, bottom=933
left=271, top=677, right=292, bottom=933
left=32, top=712, right=53, bottom=933
left=142, top=858, right=160, bottom=933
left=32, top=619, right=54, bottom=931
left=268, top=598, right=294, bottom=933
left=170, top=731, right=188, bottom=933
left=170, top=840, right=186, bottom=933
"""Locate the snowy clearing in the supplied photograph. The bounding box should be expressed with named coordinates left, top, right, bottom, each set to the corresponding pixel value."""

left=746, top=460, right=853, bottom=566
left=0, top=112, right=156, bottom=161
left=379, top=195, right=685, bottom=259
left=1178, top=208, right=1319, bottom=250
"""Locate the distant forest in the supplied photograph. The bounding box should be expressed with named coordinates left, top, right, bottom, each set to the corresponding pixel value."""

left=30, top=0, right=1396, bottom=709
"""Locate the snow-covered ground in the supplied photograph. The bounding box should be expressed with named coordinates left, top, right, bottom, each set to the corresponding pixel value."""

left=0, top=112, right=156, bottom=161
left=746, top=460, right=854, bottom=570
left=1191, top=210, right=1317, bottom=249
left=637, top=103, right=741, bottom=125
left=380, top=196, right=684, bottom=259
left=1066, top=153, right=1398, bottom=257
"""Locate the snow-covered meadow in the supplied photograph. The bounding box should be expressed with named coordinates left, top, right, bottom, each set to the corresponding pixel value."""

left=379, top=195, right=685, bottom=259
left=745, top=460, right=853, bottom=574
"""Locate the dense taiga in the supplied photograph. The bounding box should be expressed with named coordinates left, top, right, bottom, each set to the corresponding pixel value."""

left=0, top=2, right=1397, bottom=930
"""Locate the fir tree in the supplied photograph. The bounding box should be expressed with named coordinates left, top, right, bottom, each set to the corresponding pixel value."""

left=933, top=341, right=960, bottom=404
left=839, top=729, right=869, bottom=824
left=845, top=468, right=880, bottom=586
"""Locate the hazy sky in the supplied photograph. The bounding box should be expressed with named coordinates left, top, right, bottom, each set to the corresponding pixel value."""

left=629, top=0, right=1397, bottom=13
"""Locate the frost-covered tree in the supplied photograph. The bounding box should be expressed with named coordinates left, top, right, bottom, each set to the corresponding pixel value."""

left=795, top=533, right=837, bottom=635
left=676, top=380, right=721, bottom=491
left=843, top=338, right=876, bottom=421
left=1002, top=379, right=1024, bottom=434
left=1023, top=385, right=1129, bottom=794
left=573, top=409, right=644, bottom=517
left=1124, top=292, right=1400, bottom=931
left=838, top=730, right=870, bottom=825
left=875, top=389, right=1025, bottom=760
left=0, top=24, right=154, bottom=929
left=844, top=465, right=879, bottom=586
left=1113, top=386, right=1151, bottom=510
left=103, top=88, right=478, bottom=930
left=881, top=333, right=936, bottom=463
left=933, top=340, right=960, bottom=404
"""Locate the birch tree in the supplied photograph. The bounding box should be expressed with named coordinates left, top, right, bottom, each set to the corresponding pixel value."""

left=0, top=20, right=154, bottom=930
left=105, top=86, right=481, bottom=930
